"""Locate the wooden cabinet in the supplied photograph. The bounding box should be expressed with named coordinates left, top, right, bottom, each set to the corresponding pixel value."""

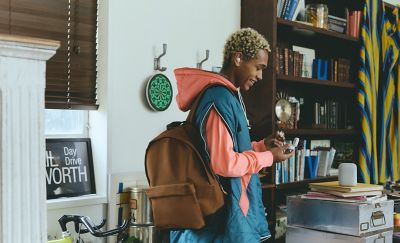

left=241, top=0, right=369, bottom=241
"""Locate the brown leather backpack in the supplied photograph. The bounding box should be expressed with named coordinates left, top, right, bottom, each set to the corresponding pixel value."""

left=145, top=87, right=225, bottom=229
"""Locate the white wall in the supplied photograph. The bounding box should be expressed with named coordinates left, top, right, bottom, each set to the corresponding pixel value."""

left=106, top=0, right=240, bottom=174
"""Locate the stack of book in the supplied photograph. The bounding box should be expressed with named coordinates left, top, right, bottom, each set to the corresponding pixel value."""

left=304, top=181, right=386, bottom=203
left=328, top=15, right=346, bottom=34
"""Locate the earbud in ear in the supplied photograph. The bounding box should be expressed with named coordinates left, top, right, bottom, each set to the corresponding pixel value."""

left=236, top=58, right=241, bottom=63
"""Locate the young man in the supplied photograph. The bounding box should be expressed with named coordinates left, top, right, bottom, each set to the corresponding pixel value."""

left=172, top=28, right=294, bottom=242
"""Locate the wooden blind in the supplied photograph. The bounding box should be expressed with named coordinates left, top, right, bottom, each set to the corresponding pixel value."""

left=2, top=0, right=98, bottom=110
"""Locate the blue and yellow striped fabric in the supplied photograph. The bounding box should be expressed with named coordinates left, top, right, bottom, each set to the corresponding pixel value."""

left=358, top=0, right=399, bottom=184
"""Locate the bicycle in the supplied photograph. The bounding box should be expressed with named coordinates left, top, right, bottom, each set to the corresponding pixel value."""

left=47, top=215, right=130, bottom=243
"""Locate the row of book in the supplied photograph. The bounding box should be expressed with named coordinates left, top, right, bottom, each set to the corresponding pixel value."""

left=275, top=47, right=304, bottom=77
left=330, top=58, right=351, bottom=83
left=277, top=0, right=303, bottom=21
left=313, top=100, right=339, bottom=129
left=276, top=144, right=337, bottom=184
left=312, top=100, right=354, bottom=130
left=311, top=58, right=351, bottom=82
left=275, top=46, right=351, bottom=82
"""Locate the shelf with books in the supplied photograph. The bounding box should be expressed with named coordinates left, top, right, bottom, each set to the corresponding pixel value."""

left=276, top=74, right=357, bottom=89
left=276, top=176, right=338, bottom=190
left=262, top=183, right=276, bottom=189
left=284, top=128, right=357, bottom=136
left=277, top=18, right=359, bottom=42
left=242, top=0, right=362, bottom=241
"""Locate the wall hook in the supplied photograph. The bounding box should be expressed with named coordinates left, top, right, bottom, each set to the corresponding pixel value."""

left=197, top=49, right=210, bottom=69
left=154, top=43, right=167, bottom=72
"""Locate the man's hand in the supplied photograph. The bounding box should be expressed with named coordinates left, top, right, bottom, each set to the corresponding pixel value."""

left=269, top=144, right=295, bottom=162
left=264, top=130, right=285, bottom=150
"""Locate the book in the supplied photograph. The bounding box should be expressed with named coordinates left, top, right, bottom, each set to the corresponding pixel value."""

left=304, top=154, right=318, bottom=179
left=277, top=0, right=284, bottom=18
left=310, top=139, right=331, bottom=150
left=316, top=150, right=329, bottom=177
left=299, top=149, right=305, bottom=180
left=309, top=181, right=384, bottom=192
left=287, top=0, right=300, bottom=20
left=310, top=188, right=383, bottom=198
left=301, top=191, right=387, bottom=203
left=291, top=0, right=304, bottom=21
left=326, top=148, right=336, bottom=176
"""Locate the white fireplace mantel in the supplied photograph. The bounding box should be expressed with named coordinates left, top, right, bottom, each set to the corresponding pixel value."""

left=0, top=34, right=59, bottom=243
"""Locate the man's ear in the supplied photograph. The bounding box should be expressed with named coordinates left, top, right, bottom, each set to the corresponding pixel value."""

left=233, top=52, right=243, bottom=67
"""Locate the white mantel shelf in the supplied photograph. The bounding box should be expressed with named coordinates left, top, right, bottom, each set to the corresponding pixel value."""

left=0, top=34, right=59, bottom=243
left=0, top=34, right=60, bottom=60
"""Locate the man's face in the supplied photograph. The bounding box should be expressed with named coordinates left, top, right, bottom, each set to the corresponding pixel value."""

left=235, top=49, right=268, bottom=91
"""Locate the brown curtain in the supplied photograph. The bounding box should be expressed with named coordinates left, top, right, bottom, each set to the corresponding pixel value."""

left=1, top=0, right=98, bottom=110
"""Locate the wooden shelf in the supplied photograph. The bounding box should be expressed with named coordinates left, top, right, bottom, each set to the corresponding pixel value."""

left=384, top=2, right=397, bottom=10
left=277, top=18, right=359, bottom=42
left=277, top=75, right=357, bottom=89
left=284, top=128, right=357, bottom=136
left=262, top=183, right=276, bottom=189
left=276, top=176, right=338, bottom=190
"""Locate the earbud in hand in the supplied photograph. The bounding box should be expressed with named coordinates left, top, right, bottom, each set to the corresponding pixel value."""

left=285, top=137, right=299, bottom=154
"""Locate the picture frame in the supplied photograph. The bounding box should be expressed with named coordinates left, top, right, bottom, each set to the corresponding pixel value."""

left=45, top=138, right=96, bottom=200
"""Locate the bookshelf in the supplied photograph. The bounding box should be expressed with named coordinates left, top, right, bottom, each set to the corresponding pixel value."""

left=284, top=128, right=357, bottom=136
left=241, top=0, right=365, bottom=241
left=277, top=18, right=359, bottom=42
left=276, top=74, right=357, bottom=89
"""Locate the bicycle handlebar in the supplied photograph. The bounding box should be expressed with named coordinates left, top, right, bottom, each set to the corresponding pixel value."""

left=74, top=218, right=106, bottom=234
left=58, top=215, right=130, bottom=237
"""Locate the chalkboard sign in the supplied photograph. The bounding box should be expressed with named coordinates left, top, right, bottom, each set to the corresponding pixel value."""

left=45, top=138, right=96, bottom=200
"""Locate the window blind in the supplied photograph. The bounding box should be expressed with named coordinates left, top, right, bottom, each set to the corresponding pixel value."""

left=3, top=0, right=98, bottom=110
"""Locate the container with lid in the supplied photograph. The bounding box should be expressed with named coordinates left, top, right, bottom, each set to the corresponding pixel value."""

left=130, top=186, right=153, bottom=225
left=306, top=4, right=328, bottom=29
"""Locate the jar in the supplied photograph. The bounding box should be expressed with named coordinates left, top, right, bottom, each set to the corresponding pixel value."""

left=130, top=186, right=153, bottom=225
left=306, top=4, right=328, bottom=29
left=394, top=213, right=400, bottom=226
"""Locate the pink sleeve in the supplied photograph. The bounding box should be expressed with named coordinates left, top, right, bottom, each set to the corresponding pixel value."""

left=205, top=108, right=273, bottom=177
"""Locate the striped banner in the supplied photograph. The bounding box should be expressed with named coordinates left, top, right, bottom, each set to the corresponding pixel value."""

left=358, top=0, right=399, bottom=184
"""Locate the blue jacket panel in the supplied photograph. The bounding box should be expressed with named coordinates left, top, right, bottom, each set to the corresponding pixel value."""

left=170, top=86, right=270, bottom=243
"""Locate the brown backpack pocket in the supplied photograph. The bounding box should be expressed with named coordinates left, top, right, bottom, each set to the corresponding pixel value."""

left=146, top=183, right=205, bottom=229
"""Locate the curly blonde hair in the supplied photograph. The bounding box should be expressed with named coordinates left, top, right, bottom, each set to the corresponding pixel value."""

left=222, top=28, right=271, bottom=67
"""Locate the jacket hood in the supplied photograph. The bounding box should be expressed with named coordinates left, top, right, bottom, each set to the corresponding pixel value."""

left=174, top=67, right=237, bottom=111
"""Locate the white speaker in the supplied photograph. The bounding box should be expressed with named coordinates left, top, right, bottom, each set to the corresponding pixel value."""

left=339, top=163, right=357, bottom=186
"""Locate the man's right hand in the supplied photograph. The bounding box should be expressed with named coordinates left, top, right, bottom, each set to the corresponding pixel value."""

left=264, top=130, right=285, bottom=150
left=269, top=144, right=295, bottom=162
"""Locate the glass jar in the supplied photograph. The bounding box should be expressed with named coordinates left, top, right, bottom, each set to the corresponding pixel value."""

left=306, top=4, right=328, bottom=29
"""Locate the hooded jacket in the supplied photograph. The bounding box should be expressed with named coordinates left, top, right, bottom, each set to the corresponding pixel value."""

left=170, top=68, right=272, bottom=242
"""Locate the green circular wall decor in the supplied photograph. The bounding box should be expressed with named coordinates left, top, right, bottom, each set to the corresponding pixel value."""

left=146, top=73, right=173, bottom=111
